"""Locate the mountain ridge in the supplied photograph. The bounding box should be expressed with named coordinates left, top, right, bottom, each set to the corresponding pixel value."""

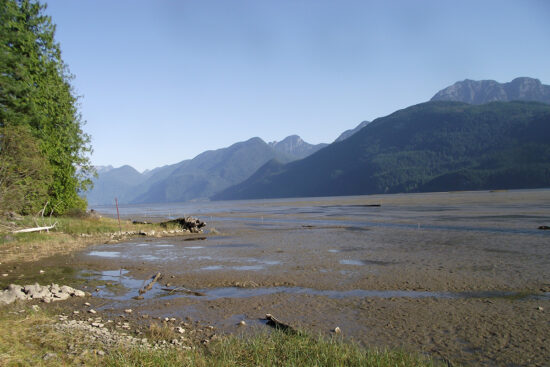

left=85, top=135, right=326, bottom=205
left=213, top=100, right=550, bottom=200
left=431, top=77, right=550, bottom=105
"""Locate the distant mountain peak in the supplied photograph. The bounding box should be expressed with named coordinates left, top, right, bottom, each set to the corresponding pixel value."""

left=431, top=77, right=550, bottom=105
left=269, top=135, right=328, bottom=158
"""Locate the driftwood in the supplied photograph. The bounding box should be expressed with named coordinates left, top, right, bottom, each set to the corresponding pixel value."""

left=12, top=222, right=57, bottom=234
left=139, top=272, right=161, bottom=295
left=160, top=217, right=206, bottom=233
left=265, top=313, right=297, bottom=333
left=161, top=287, right=206, bottom=297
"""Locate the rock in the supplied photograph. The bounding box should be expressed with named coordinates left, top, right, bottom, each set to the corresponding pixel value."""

left=238, top=320, right=246, bottom=326
left=333, top=326, right=342, bottom=334
left=39, top=270, right=45, bottom=274
left=176, top=327, right=185, bottom=334
left=97, top=350, right=106, bottom=356
left=84, top=302, right=91, bottom=306
left=73, top=289, right=86, bottom=297
left=73, top=311, right=80, bottom=314
left=43, top=352, right=57, bottom=360
left=32, top=305, right=40, bottom=311
left=53, top=292, right=71, bottom=301
left=124, top=309, right=133, bottom=314
left=538, top=306, right=544, bottom=311
left=89, top=309, right=97, bottom=314
left=25, top=283, right=50, bottom=299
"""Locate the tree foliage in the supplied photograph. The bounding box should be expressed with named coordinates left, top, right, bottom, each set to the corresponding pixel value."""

left=0, top=0, right=93, bottom=214
left=0, top=124, right=52, bottom=214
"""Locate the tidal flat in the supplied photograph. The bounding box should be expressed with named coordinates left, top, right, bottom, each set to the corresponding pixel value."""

left=2, top=189, right=549, bottom=366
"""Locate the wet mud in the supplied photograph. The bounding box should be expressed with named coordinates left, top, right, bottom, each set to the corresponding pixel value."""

left=1, top=190, right=549, bottom=366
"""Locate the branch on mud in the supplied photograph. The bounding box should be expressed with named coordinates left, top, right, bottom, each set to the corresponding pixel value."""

left=161, top=286, right=206, bottom=297
left=138, top=272, right=162, bottom=295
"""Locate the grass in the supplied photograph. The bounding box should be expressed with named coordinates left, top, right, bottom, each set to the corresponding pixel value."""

left=0, top=305, right=442, bottom=367
left=0, top=215, right=179, bottom=264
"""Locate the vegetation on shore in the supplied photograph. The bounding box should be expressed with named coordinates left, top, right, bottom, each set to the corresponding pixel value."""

left=0, top=305, right=440, bottom=367
left=0, top=213, right=179, bottom=264
left=1, top=0, right=93, bottom=215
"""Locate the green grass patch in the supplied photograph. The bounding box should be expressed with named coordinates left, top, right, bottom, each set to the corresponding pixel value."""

left=0, top=305, right=442, bottom=367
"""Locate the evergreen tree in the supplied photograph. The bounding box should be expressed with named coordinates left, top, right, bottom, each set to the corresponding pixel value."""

left=0, top=0, right=93, bottom=214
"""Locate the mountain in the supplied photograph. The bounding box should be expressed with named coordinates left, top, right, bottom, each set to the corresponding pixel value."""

left=269, top=135, right=328, bottom=159
left=334, top=120, right=370, bottom=142
left=85, top=165, right=146, bottom=205
left=85, top=135, right=325, bottom=205
left=213, top=101, right=550, bottom=200
left=431, top=77, right=550, bottom=105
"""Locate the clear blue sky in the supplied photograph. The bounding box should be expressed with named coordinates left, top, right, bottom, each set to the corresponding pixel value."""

left=44, top=0, right=550, bottom=172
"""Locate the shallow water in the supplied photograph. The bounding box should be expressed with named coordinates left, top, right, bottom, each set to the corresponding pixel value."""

left=79, top=268, right=550, bottom=302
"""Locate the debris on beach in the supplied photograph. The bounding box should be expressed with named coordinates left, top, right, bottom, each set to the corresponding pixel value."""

left=265, top=313, right=297, bottom=333
left=160, top=217, right=206, bottom=233
left=0, top=283, right=86, bottom=305
left=161, top=286, right=206, bottom=297
left=139, top=272, right=162, bottom=295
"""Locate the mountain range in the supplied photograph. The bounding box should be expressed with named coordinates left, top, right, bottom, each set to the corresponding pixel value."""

left=214, top=101, right=550, bottom=200
left=85, top=135, right=327, bottom=205
left=86, top=77, right=550, bottom=205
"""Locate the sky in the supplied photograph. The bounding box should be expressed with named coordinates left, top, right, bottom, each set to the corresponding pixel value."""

left=43, top=0, right=550, bottom=172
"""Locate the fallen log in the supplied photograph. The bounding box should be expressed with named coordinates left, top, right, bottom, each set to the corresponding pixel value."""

left=139, top=272, right=161, bottom=295
left=12, top=222, right=57, bottom=234
left=161, top=287, right=206, bottom=297
left=265, top=313, right=297, bottom=333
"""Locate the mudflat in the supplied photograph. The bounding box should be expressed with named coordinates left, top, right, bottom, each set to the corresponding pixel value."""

left=2, top=190, right=549, bottom=366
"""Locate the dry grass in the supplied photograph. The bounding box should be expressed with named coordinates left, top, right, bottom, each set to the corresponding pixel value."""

left=0, top=216, right=178, bottom=264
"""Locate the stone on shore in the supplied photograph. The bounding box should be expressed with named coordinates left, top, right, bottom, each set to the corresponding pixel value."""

left=0, top=283, right=87, bottom=305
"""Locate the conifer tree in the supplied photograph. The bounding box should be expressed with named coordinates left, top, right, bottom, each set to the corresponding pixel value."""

left=0, top=0, right=93, bottom=214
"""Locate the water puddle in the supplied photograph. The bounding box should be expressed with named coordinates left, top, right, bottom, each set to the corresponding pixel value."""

left=340, top=259, right=365, bottom=266
left=79, top=269, right=550, bottom=302
left=232, top=265, right=265, bottom=271
left=201, top=265, right=223, bottom=271
left=199, top=264, right=265, bottom=271
left=88, top=251, right=121, bottom=258
left=208, top=215, right=550, bottom=236
left=210, top=243, right=259, bottom=249
left=139, top=255, right=161, bottom=261
left=340, top=259, right=394, bottom=266
left=80, top=269, right=163, bottom=300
